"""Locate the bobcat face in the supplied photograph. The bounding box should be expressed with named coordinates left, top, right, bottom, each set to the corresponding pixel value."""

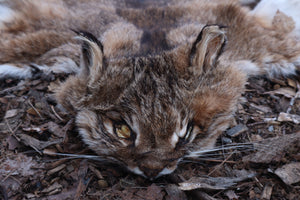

left=56, top=26, right=246, bottom=179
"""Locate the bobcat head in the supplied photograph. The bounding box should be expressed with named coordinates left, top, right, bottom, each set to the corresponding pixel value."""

left=56, top=25, right=246, bottom=179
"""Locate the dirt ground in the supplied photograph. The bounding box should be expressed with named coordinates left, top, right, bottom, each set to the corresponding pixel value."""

left=0, top=1, right=300, bottom=200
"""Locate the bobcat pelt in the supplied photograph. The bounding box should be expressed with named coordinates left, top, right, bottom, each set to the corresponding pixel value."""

left=0, top=0, right=299, bottom=179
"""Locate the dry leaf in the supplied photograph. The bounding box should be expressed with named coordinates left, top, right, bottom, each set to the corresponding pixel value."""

left=18, top=133, right=63, bottom=153
left=277, top=112, right=300, bottom=124
left=249, top=103, right=272, bottom=113
left=225, top=190, right=239, bottom=200
left=287, top=78, right=297, bottom=88
left=260, top=184, right=273, bottom=200
left=165, top=184, right=187, bottom=200
left=265, top=87, right=296, bottom=98
left=243, top=132, right=300, bottom=163
left=0, top=153, right=43, bottom=177
left=26, top=107, right=40, bottom=116
left=178, top=173, right=255, bottom=191
left=275, top=162, right=300, bottom=185
left=226, top=124, right=248, bottom=137
left=47, top=164, right=67, bottom=176
left=41, top=182, right=63, bottom=195
left=6, top=135, right=21, bottom=150
left=4, top=109, right=20, bottom=119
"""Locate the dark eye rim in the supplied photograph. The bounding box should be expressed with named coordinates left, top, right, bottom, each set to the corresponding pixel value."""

left=113, top=120, right=136, bottom=141
left=185, top=121, right=194, bottom=140
left=176, top=121, right=194, bottom=148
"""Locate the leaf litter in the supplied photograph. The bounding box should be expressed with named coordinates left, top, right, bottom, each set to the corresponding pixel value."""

left=1, top=62, right=300, bottom=200
left=1, top=75, right=299, bottom=200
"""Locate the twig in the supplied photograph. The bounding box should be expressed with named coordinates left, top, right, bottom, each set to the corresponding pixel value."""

left=200, top=159, right=236, bottom=164
left=51, top=105, right=64, bottom=121
left=5, top=119, right=15, bottom=135
left=4, top=119, right=22, bottom=140
left=208, top=150, right=236, bottom=176
left=1, top=170, right=17, bottom=183
left=27, top=99, right=43, bottom=119
left=254, top=177, right=264, bottom=189
left=0, top=83, right=25, bottom=95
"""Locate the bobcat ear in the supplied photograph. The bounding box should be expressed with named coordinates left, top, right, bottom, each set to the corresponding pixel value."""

left=190, top=25, right=226, bottom=75
left=75, top=31, right=104, bottom=83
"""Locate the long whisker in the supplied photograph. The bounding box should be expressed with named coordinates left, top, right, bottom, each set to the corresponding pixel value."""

left=185, top=142, right=256, bottom=157
left=44, top=152, right=108, bottom=161
left=42, top=151, right=125, bottom=165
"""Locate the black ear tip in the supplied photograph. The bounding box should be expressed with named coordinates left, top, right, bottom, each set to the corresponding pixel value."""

left=72, top=29, right=103, bottom=52
left=218, top=25, right=228, bottom=29
left=191, top=24, right=227, bottom=58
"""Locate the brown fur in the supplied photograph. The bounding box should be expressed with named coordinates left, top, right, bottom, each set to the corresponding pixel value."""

left=0, top=0, right=299, bottom=179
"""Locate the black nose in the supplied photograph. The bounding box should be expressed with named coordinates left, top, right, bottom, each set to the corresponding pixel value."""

left=139, top=166, right=161, bottom=179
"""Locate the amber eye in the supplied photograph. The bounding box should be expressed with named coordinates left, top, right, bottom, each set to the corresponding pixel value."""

left=115, top=124, right=131, bottom=139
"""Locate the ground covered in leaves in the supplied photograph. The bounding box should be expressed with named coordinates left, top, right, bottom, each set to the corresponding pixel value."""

left=0, top=72, right=299, bottom=200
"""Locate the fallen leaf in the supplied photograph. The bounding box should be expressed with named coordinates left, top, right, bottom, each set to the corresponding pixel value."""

left=275, top=162, right=300, bottom=185
left=287, top=78, right=297, bottom=88
left=47, top=164, right=67, bottom=176
left=243, top=132, right=300, bottom=163
left=225, top=190, right=239, bottom=200
left=165, top=184, right=187, bottom=200
left=260, top=184, right=273, bottom=200
left=4, top=109, right=20, bottom=119
left=18, top=133, right=63, bottom=153
left=249, top=103, right=272, bottom=113
left=41, top=182, right=63, bottom=195
left=0, top=153, right=43, bottom=177
left=277, top=112, right=300, bottom=124
left=265, top=87, right=296, bottom=98
left=226, top=124, right=248, bottom=137
left=26, top=107, right=40, bottom=116
left=178, top=173, right=256, bottom=191
left=6, top=135, right=20, bottom=150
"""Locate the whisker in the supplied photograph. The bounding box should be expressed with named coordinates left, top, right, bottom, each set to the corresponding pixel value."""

left=184, top=141, right=279, bottom=159
left=43, top=151, right=125, bottom=164
left=44, top=152, right=108, bottom=161
left=181, top=159, right=237, bottom=164
left=185, top=143, right=256, bottom=157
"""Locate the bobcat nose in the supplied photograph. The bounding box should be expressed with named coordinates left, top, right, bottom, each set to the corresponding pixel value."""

left=139, top=166, right=162, bottom=179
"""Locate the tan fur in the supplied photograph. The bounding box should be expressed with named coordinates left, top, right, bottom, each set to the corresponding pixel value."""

left=0, top=0, right=299, bottom=179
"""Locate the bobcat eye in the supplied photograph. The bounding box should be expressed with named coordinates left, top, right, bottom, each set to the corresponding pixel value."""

left=115, top=124, right=131, bottom=139
left=176, top=122, right=194, bottom=147
left=184, top=122, right=193, bottom=140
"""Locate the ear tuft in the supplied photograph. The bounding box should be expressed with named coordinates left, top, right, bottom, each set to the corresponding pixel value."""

left=190, top=25, right=227, bottom=75
left=74, top=30, right=104, bottom=85
left=74, top=30, right=103, bottom=52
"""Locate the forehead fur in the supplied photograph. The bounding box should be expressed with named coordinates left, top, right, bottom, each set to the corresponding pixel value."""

left=103, top=55, right=191, bottom=133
